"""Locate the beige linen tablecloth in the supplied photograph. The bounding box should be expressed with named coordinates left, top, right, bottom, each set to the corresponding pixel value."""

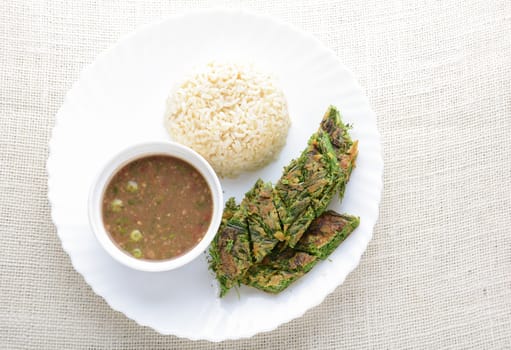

left=1, top=1, right=510, bottom=349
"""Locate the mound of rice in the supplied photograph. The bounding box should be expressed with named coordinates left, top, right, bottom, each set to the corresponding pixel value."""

left=164, top=62, right=290, bottom=178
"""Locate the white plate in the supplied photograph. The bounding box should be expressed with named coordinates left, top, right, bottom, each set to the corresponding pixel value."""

left=47, top=9, right=383, bottom=341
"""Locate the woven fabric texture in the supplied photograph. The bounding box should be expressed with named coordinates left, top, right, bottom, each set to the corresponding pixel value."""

left=1, top=1, right=510, bottom=349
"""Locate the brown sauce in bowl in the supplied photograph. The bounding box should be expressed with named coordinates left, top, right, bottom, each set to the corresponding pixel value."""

left=102, top=155, right=213, bottom=260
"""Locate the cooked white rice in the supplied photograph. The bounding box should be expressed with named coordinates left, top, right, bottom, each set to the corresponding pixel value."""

left=164, top=62, right=290, bottom=178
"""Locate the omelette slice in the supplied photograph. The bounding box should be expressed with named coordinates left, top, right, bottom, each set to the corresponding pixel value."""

left=209, top=198, right=252, bottom=297
left=294, top=210, right=360, bottom=259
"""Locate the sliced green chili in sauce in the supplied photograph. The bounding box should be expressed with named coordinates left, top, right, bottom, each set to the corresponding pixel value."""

left=102, top=155, right=213, bottom=260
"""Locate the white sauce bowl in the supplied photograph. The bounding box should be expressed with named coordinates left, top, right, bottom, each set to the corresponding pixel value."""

left=88, top=141, right=223, bottom=272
